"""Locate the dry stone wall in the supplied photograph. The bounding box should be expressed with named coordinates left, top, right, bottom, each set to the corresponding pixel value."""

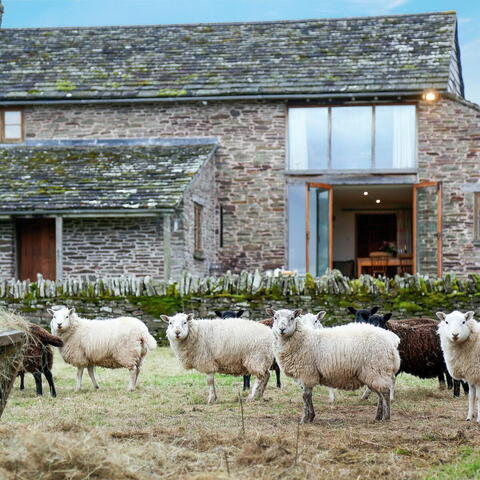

left=0, top=222, right=14, bottom=278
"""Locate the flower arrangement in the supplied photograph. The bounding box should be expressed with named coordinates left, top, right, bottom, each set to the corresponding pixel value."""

left=379, top=241, right=397, bottom=255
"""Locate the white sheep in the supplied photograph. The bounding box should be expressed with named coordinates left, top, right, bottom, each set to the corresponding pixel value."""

left=298, top=312, right=336, bottom=404
left=267, top=308, right=400, bottom=422
left=437, top=310, right=479, bottom=421
left=49, top=306, right=157, bottom=391
left=161, top=313, right=274, bottom=403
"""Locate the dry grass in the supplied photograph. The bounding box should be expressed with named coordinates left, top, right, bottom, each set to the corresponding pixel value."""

left=1, top=347, right=480, bottom=479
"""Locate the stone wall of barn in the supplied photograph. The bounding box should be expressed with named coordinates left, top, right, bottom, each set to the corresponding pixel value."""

left=417, top=96, right=480, bottom=275
left=25, top=101, right=287, bottom=273
left=62, top=217, right=165, bottom=278
left=0, top=221, right=15, bottom=278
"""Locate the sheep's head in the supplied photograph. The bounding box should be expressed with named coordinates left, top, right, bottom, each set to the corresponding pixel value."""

left=359, top=312, right=392, bottom=330
left=48, top=306, right=76, bottom=335
left=299, top=312, right=326, bottom=330
left=214, top=310, right=245, bottom=319
left=437, top=311, right=476, bottom=344
left=348, top=306, right=380, bottom=323
left=161, top=313, right=193, bottom=341
left=267, top=308, right=302, bottom=337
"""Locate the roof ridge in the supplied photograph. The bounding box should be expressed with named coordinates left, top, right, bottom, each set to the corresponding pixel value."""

left=1, top=11, right=456, bottom=31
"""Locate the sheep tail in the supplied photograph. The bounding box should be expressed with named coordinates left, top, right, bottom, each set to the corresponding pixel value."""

left=143, top=332, right=157, bottom=351
left=30, top=324, right=64, bottom=347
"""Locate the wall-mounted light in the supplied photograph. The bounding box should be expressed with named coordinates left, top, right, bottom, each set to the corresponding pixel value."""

left=376, top=199, right=381, bottom=204
left=363, top=191, right=369, bottom=196
left=422, top=89, right=440, bottom=103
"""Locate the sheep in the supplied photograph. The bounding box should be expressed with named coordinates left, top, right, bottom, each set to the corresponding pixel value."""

left=215, top=310, right=281, bottom=390
left=268, top=308, right=400, bottom=422
left=17, top=323, right=63, bottom=397
left=49, top=306, right=157, bottom=391
left=349, top=306, right=469, bottom=398
left=298, top=312, right=336, bottom=404
left=437, top=310, right=480, bottom=421
left=161, top=313, right=274, bottom=403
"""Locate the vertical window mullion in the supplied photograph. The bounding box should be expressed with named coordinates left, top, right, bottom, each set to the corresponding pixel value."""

left=328, top=107, right=332, bottom=169
left=371, top=106, right=376, bottom=169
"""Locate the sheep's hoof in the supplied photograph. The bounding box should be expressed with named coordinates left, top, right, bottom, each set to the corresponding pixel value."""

left=207, top=397, right=217, bottom=404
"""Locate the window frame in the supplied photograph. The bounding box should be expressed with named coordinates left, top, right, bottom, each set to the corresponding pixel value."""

left=286, top=103, right=417, bottom=173
left=194, top=202, right=203, bottom=254
left=0, top=109, right=24, bottom=143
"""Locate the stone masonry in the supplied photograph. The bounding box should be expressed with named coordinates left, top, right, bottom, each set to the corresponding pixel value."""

left=0, top=221, right=14, bottom=278
left=417, top=96, right=480, bottom=274
left=25, top=101, right=287, bottom=273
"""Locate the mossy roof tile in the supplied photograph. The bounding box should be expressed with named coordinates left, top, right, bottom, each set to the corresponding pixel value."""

left=0, top=12, right=460, bottom=100
left=0, top=143, right=216, bottom=211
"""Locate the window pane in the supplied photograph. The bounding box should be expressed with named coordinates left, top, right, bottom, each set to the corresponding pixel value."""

left=287, top=184, right=306, bottom=273
left=376, top=106, right=416, bottom=168
left=4, top=111, right=21, bottom=125
left=4, top=125, right=22, bottom=139
left=331, top=106, right=372, bottom=169
left=288, top=108, right=328, bottom=170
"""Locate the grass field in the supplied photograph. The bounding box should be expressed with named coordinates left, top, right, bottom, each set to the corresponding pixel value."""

left=1, top=347, right=480, bottom=479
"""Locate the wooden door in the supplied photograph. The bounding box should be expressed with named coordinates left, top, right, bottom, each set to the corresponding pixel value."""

left=17, top=219, right=56, bottom=281
left=413, top=182, right=442, bottom=277
left=305, top=183, right=333, bottom=275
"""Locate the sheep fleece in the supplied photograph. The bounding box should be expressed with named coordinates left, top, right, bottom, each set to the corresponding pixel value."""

left=169, top=318, right=274, bottom=376
left=57, top=316, right=156, bottom=369
left=275, top=322, right=400, bottom=390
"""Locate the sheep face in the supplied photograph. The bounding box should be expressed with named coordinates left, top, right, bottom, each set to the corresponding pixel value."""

left=299, top=312, right=326, bottom=330
left=268, top=308, right=302, bottom=337
left=215, top=310, right=245, bottom=319
left=49, top=307, right=75, bottom=334
left=359, top=312, right=392, bottom=329
left=162, top=313, right=194, bottom=341
left=348, top=306, right=380, bottom=323
left=437, top=311, right=476, bottom=344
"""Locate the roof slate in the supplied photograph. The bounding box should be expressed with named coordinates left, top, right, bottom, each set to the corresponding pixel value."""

left=0, top=142, right=216, bottom=211
left=0, top=12, right=459, bottom=101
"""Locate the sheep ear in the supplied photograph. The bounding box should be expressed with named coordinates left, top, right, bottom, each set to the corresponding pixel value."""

left=186, top=313, right=194, bottom=322
left=360, top=311, right=369, bottom=321
left=47, top=308, right=55, bottom=316
left=371, top=306, right=380, bottom=315
left=347, top=306, right=357, bottom=315
left=68, top=307, right=75, bottom=315
left=317, top=311, right=326, bottom=320
left=214, top=311, right=222, bottom=318
left=237, top=310, right=245, bottom=318
left=383, top=313, right=392, bottom=323
left=293, top=309, right=303, bottom=318
left=465, top=311, right=475, bottom=321
left=265, top=308, right=275, bottom=317
left=436, top=312, right=446, bottom=322
left=160, top=315, right=170, bottom=324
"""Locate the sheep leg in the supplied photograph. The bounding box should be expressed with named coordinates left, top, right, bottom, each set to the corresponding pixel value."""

left=467, top=383, right=476, bottom=421
left=75, top=367, right=84, bottom=391
left=274, top=362, right=281, bottom=388
left=43, top=368, right=57, bottom=398
left=438, top=372, right=447, bottom=390
left=128, top=368, right=137, bottom=392
left=301, top=386, right=315, bottom=423
left=19, top=372, right=25, bottom=390
left=328, top=388, right=336, bottom=403
left=87, top=366, right=100, bottom=389
left=463, top=381, right=470, bottom=395
left=381, top=390, right=391, bottom=421
left=390, top=376, right=396, bottom=402
left=374, top=391, right=384, bottom=421
left=361, top=386, right=372, bottom=400
left=444, top=371, right=454, bottom=390
left=207, top=374, right=217, bottom=404
left=33, top=371, right=43, bottom=396
left=243, top=375, right=251, bottom=391
left=249, top=371, right=270, bottom=401
left=453, top=380, right=461, bottom=397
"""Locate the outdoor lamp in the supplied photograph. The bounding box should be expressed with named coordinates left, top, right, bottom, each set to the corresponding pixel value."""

left=422, top=89, right=440, bottom=103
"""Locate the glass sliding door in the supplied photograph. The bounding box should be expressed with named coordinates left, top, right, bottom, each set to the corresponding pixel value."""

left=413, top=182, right=443, bottom=277
left=305, top=183, right=333, bottom=275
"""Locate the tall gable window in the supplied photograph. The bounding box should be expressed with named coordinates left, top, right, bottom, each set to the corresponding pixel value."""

left=288, top=105, right=416, bottom=171
left=194, top=202, right=203, bottom=253
left=1, top=110, right=23, bottom=142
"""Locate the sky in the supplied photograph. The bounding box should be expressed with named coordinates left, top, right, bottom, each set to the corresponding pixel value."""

left=2, top=0, right=480, bottom=104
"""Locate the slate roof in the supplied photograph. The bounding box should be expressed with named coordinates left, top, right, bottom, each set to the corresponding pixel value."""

left=0, top=141, right=216, bottom=212
left=0, top=12, right=461, bottom=101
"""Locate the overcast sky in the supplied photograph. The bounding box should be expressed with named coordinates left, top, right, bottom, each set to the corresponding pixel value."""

left=2, top=0, right=480, bottom=104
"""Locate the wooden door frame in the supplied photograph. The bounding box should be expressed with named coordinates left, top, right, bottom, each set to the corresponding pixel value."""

left=412, top=181, right=443, bottom=277
left=305, top=182, right=333, bottom=274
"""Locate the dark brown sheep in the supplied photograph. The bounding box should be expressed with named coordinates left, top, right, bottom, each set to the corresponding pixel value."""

left=17, top=323, right=64, bottom=397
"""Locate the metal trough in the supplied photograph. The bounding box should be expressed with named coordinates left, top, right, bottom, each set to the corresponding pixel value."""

left=0, top=330, right=25, bottom=419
